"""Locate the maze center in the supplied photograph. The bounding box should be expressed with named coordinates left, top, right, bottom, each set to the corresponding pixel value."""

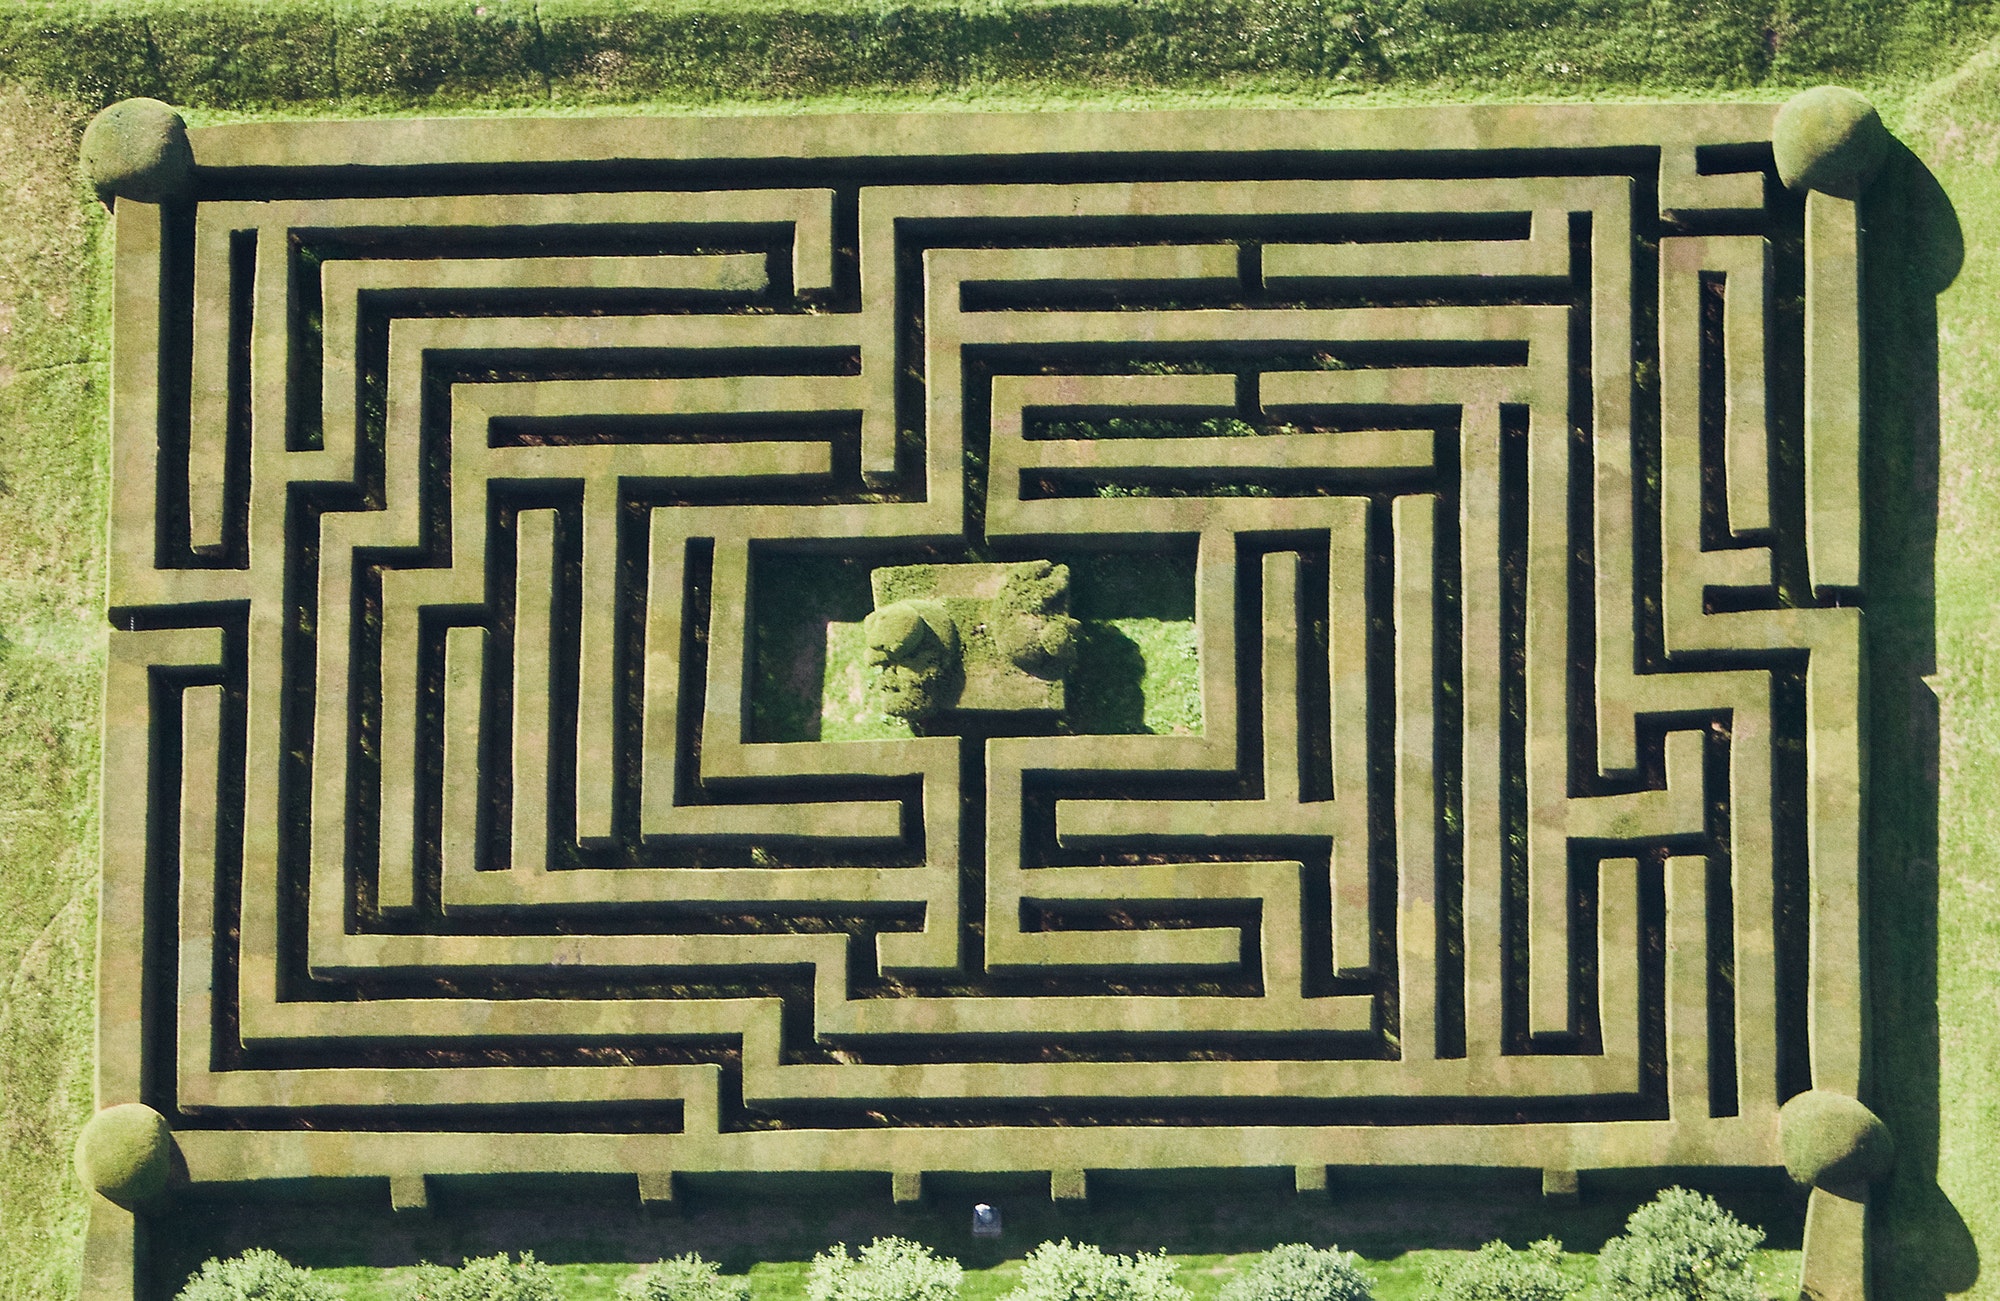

left=83, top=97, right=1885, bottom=1299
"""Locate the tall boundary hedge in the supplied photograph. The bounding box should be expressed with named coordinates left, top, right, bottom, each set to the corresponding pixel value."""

left=0, top=0, right=1995, bottom=114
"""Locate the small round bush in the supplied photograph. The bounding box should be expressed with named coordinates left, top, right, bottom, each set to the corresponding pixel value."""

left=1426, top=1239, right=1580, bottom=1301
left=1598, top=1189, right=1764, bottom=1301
left=398, top=1251, right=563, bottom=1301
left=1221, top=1243, right=1372, bottom=1301
left=176, top=1249, right=337, bottom=1301
left=75, top=1102, right=173, bottom=1207
left=623, top=1254, right=749, bottom=1301
left=807, top=1237, right=964, bottom=1301
left=1000, top=1240, right=1188, bottom=1301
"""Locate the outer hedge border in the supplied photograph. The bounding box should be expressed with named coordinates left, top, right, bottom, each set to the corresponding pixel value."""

left=1, top=0, right=1993, bottom=114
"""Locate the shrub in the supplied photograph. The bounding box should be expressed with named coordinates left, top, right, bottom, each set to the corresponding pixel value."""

left=1000, top=1240, right=1189, bottom=1301
left=1598, top=1189, right=1764, bottom=1301
left=1221, top=1243, right=1373, bottom=1301
left=807, top=1237, right=965, bottom=1301
left=177, top=1250, right=338, bottom=1301
left=398, top=1252, right=563, bottom=1301
left=623, top=1254, right=750, bottom=1301
left=1425, top=1239, right=1581, bottom=1301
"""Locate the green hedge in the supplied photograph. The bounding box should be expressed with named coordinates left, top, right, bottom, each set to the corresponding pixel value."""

left=0, top=0, right=1993, bottom=113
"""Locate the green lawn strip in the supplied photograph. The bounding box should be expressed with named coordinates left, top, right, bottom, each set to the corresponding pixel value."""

left=147, top=1180, right=1811, bottom=1298
left=1876, top=59, right=2000, bottom=1296
left=0, top=80, right=112, bottom=1301
left=299, top=1247, right=1807, bottom=1301
left=0, top=0, right=1996, bottom=114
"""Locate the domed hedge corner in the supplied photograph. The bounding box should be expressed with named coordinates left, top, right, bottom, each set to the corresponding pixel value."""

left=1779, top=1094, right=1892, bottom=1301
left=79, top=98, right=194, bottom=207
left=1778, top=1089, right=1895, bottom=1189
left=74, top=1102, right=175, bottom=1209
left=1772, top=87, right=1889, bottom=199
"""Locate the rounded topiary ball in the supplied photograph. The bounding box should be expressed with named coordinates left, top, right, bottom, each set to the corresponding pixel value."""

left=1773, top=86, right=1888, bottom=198
left=1779, top=1089, right=1894, bottom=1188
left=864, top=599, right=958, bottom=720
left=73, top=1102, right=172, bottom=1207
left=80, top=98, right=194, bottom=206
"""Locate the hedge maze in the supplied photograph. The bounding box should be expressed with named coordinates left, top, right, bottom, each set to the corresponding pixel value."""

left=89, top=103, right=1880, bottom=1298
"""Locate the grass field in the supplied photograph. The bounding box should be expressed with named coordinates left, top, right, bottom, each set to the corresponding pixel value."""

left=0, top=6, right=1996, bottom=1297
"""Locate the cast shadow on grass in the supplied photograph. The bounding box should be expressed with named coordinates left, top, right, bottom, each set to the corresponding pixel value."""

left=1863, top=137, right=1979, bottom=1300
left=1059, top=549, right=1200, bottom=737
left=1068, top=621, right=1147, bottom=734
left=748, top=553, right=877, bottom=743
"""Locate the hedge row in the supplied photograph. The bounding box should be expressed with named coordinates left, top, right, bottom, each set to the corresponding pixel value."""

left=0, top=0, right=1993, bottom=113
